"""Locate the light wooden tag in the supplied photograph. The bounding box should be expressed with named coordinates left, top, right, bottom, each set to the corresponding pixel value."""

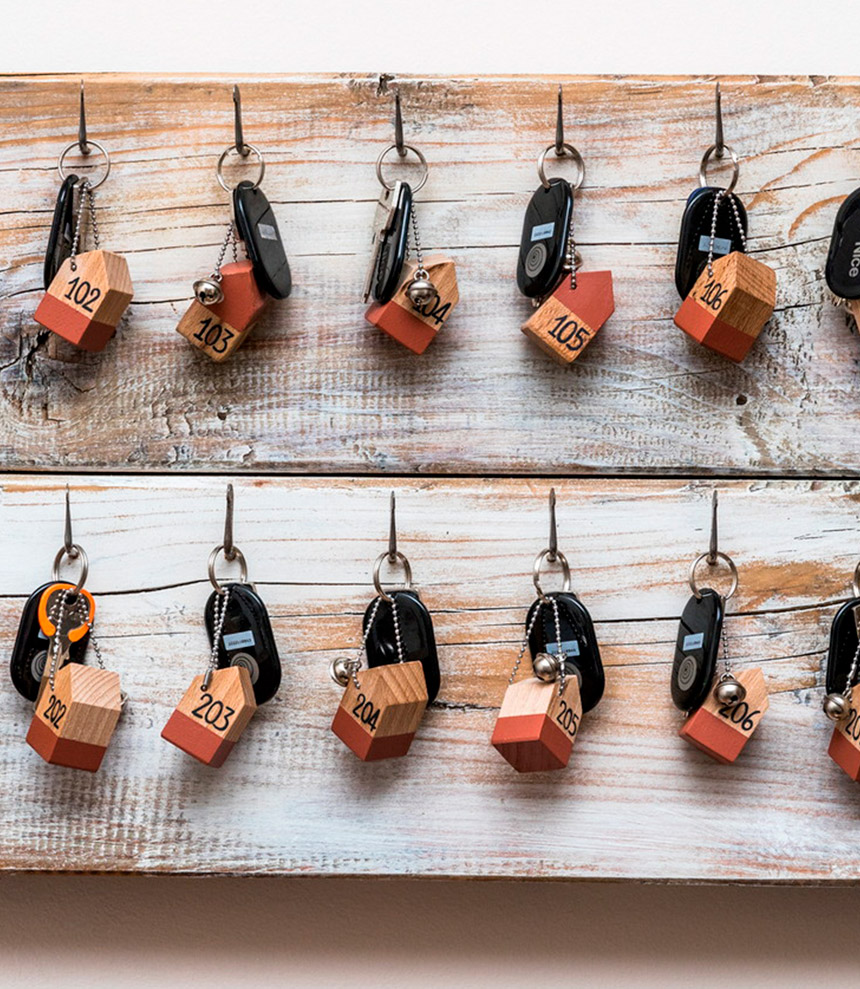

left=491, top=676, right=582, bottom=773
left=26, top=664, right=122, bottom=772
left=331, top=660, right=428, bottom=761
left=521, top=270, right=614, bottom=365
left=828, top=694, right=860, bottom=781
left=161, top=667, right=256, bottom=768
left=674, top=252, right=776, bottom=362
left=35, top=250, right=133, bottom=352
left=365, top=255, right=459, bottom=354
left=176, top=261, right=269, bottom=362
left=679, top=667, right=769, bottom=764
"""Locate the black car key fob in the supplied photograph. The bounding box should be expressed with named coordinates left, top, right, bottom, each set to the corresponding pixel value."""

left=43, top=174, right=79, bottom=290
left=205, top=582, right=281, bottom=705
left=364, top=589, right=439, bottom=704
left=675, top=186, right=748, bottom=299
left=364, top=180, right=413, bottom=305
left=9, top=581, right=89, bottom=702
left=825, top=188, right=860, bottom=299
left=825, top=597, right=860, bottom=696
left=671, top=589, right=723, bottom=712
left=526, top=591, right=604, bottom=712
left=233, top=180, right=291, bottom=300
left=516, top=178, right=573, bottom=299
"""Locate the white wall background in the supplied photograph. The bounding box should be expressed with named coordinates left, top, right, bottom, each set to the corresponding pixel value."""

left=3, top=2, right=860, bottom=986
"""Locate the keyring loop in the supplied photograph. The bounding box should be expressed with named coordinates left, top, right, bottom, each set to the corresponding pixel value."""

left=689, top=551, right=738, bottom=601
left=372, top=550, right=413, bottom=603
left=216, top=144, right=265, bottom=192
left=375, top=144, right=428, bottom=193
left=52, top=544, right=89, bottom=595
left=698, top=144, right=740, bottom=195
left=208, top=544, right=248, bottom=592
left=58, top=139, right=111, bottom=190
left=852, top=560, right=860, bottom=599
left=537, top=143, right=585, bottom=192
left=533, top=548, right=572, bottom=602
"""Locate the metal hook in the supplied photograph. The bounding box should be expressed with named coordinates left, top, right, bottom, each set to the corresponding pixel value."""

left=224, top=483, right=236, bottom=561
left=707, top=489, right=719, bottom=565
left=233, top=85, right=250, bottom=158
left=548, top=488, right=558, bottom=562
left=64, top=485, right=79, bottom=560
left=714, top=82, right=725, bottom=160
left=388, top=490, right=398, bottom=563
left=394, top=88, right=406, bottom=158
left=555, top=84, right=565, bottom=157
left=78, top=80, right=91, bottom=156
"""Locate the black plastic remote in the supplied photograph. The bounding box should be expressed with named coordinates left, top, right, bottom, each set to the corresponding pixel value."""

left=516, top=178, right=573, bottom=299
left=43, top=174, right=79, bottom=290
left=363, top=589, right=439, bottom=704
left=825, top=188, right=860, bottom=299
left=675, top=187, right=748, bottom=299
left=671, top=589, right=723, bottom=712
left=233, top=180, right=291, bottom=300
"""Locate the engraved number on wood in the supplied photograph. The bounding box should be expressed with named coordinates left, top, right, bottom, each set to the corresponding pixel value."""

left=549, top=315, right=591, bottom=353
left=555, top=698, right=579, bottom=738
left=42, top=694, right=67, bottom=728
left=844, top=707, right=860, bottom=741
left=351, top=692, right=380, bottom=732
left=193, top=317, right=235, bottom=355
left=191, top=692, right=236, bottom=733
left=64, top=277, right=102, bottom=313
left=717, top=701, right=760, bottom=732
left=412, top=298, right=451, bottom=326
left=700, top=279, right=727, bottom=312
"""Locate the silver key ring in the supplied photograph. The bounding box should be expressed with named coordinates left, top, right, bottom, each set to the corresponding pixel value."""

left=58, top=139, right=111, bottom=190
left=537, top=143, right=585, bottom=191
left=533, top=548, right=572, bottom=603
left=376, top=144, right=428, bottom=193
left=372, top=550, right=413, bottom=603
left=216, top=144, right=265, bottom=192
left=208, top=544, right=248, bottom=592
left=689, top=551, right=738, bottom=601
left=698, top=144, right=740, bottom=195
left=52, top=543, right=89, bottom=595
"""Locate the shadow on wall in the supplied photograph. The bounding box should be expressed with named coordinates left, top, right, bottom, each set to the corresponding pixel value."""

left=1, top=876, right=857, bottom=987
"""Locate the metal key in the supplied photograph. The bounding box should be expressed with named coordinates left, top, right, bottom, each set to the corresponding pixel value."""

left=38, top=582, right=95, bottom=690
left=363, top=180, right=408, bottom=303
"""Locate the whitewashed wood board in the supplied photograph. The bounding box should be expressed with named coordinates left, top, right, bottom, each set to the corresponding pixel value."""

left=1, top=474, right=859, bottom=880
left=0, top=75, right=859, bottom=474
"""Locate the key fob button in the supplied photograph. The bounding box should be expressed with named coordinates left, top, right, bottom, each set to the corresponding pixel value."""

left=31, top=650, right=48, bottom=683
left=230, top=652, right=260, bottom=683
left=677, top=655, right=697, bottom=691
left=525, top=243, right=547, bottom=277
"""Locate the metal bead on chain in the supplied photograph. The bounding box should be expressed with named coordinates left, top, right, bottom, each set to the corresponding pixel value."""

left=508, top=603, right=544, bottom=685
left=69, top=180, right=99, bottom=273
left=194, top=223, right=239, bottom=305
left=707, top=190, right=746, bottom=278
left=202, top=586, right=230, bottom=690
left=405, top=209, right=438, bottom=306
left=329, top=595, right=385, bottom=690
left=713, top=601, right=746, bottom=706
left=823, top=637, right=860, bottom=722
left=566, top=192, right=577, bottom=292
left=46, top=589, right=89, bottom=692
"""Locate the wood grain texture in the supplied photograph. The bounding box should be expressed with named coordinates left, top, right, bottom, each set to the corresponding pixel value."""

left=1, top=474, right=860, bottom=880
left=1, top=74, right=860, bottom=474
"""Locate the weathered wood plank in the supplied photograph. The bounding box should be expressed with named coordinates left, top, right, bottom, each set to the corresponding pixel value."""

left=0, top=75, right=858, bottom=473
left=1, top=474, right=859, bottom=880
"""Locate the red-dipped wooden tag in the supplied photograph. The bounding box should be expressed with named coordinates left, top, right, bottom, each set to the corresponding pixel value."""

left=331, top=661, right=428, bottom=761
left=365, top=255, right=459, bottom=355
left=27, top=664, right=122, bottom=772
left=35, top=250, right=133, bottom=352
left=521, top=270, right=614, bottom=364
left=162, top=667, right=256, bottom=767
left=674, top=252, right=776, bottom=362
left=177, top=261, right=269, bottom=362
left=491, top=676, right=582, bottom=773
left=679, top=667, right=769, bottom=764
